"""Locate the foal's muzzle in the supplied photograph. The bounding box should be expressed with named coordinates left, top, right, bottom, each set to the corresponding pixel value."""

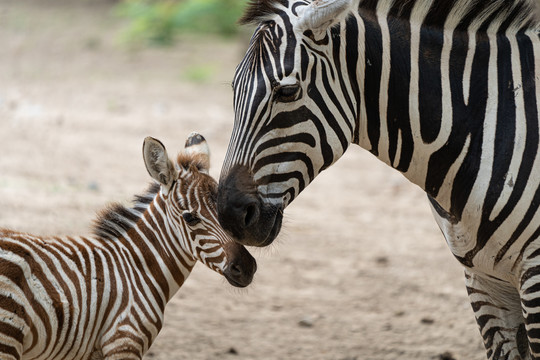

left=223, top=243, right=257, bottom=287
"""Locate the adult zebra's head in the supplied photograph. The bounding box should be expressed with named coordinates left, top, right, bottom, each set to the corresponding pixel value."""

left=218, top=0, right=359, bottom=246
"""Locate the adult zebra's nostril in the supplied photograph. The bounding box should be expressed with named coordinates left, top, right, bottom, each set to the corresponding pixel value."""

left=218, top=165, right=281, bottom=246
left=244, top=202, right=259, bottom=228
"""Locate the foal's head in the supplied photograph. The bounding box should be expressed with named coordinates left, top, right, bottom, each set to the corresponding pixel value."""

left=143, top=133, right=256, bottom=288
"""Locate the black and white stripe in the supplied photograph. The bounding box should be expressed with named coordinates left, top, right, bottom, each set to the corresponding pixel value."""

left=217, top=0, right=540, bottom=358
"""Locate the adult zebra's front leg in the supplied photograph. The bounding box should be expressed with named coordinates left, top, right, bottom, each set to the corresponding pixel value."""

left=519, top=255, right=540, bottom=360
left=466, top=269, right=528, bottom=360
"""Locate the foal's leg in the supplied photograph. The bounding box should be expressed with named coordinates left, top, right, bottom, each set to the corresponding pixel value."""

left=100, top=338, right=144, bottom=360
left=466, top=269, right=527, bottom=360
left=99, top=323, right=145, bottom=360
left=0, top=311, right=25, bottom=360
left=101, top=347, right=143, bottom=360
left=0, top=344, right=22, bottom=360
left=0, top=333, right=23, bottom=360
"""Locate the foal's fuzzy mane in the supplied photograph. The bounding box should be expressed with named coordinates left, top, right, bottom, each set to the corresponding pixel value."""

left=240, top=0, right=539, bottom=32
left=176, top=153, right=210, bottom=174
left=92, top=153, right=212, bottom=241
left=92, top=182, right=160, bottom=241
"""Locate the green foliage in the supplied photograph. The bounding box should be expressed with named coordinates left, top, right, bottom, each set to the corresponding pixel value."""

left=116, top=1, right=180, bottom=45
left=116, top=0, right=247, bottom=46
left=180, top=63, right=217, bottom=83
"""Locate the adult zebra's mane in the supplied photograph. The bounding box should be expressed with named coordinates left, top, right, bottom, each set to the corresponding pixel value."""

left=93, top=182, right=160, bottom=241
left=239, top=0, right=289, bottom=25
left=240, top=0, right=539, bottom=32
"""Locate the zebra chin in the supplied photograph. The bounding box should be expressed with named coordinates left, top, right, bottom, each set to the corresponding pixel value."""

left=217, top=165, right=284, bottom=247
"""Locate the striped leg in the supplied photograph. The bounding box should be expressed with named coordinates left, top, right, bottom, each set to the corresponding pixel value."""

left=466, top=269, right=527, bottom=360
left=520, top=260, right=540, bottom=360
left=101, top=336, right=144, bottom=360
left=101, top=345, right=143, bottom=360
left=0, top=306, right=25, bottom=360
left=0, top=343, right=21, bottom=360
left=0, top=335, right=22, bottom=360
left=100, top=318, right=147, bottom=360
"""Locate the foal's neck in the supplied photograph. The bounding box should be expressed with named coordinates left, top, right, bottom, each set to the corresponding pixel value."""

left=120, top=193, right=196, bottom=304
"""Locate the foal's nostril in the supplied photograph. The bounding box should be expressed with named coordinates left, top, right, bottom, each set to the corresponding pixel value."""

left=229, top=263, right=243, bottom=277
left=223, top=244, right=256, bottom=288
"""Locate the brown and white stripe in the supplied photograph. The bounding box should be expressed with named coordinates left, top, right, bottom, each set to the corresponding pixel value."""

left=0, top=133, right=256, bottom=360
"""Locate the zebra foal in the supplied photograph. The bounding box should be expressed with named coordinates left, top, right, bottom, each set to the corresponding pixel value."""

left=0, top=133, right=256, bottom=360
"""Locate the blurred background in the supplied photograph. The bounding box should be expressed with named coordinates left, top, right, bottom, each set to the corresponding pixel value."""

left=0, top=1, right=485, bottom=359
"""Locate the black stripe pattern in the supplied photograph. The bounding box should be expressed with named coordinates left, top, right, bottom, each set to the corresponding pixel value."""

left=221, top=0, right=540, bottom=358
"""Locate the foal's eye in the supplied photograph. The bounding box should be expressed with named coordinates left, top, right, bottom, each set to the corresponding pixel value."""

left=182, top=211, right=201, bottom=226
left=274, top=84, right=301, bottom=103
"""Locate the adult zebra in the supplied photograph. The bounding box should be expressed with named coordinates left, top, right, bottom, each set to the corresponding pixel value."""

left=0, top=134, right=256, bottom=359
left=216, top=0, right=540, bottom=358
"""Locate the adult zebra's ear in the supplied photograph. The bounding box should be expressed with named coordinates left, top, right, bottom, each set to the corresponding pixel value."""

left=143, top=137, right=176, bottom=195
left=184, top=132, right=210, bottom=175
left=297, top=0, right=357, bottom=34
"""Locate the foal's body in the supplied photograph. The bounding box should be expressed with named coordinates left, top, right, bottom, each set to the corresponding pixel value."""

left=0, top=134, right=256, bottom=360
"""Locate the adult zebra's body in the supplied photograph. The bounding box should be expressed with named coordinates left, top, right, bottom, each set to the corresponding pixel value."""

left=0, top=133, right=256, bottom=360
left=216, top=0, right=540, bottom=358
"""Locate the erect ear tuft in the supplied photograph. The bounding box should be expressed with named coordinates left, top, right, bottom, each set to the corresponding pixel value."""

left=185, top=132, right=206, bottom=148
left=297, top=0, right=356, bottom=34
left=143, top=137, right=176, bottom=195
left=184, top=132, right=210, bottom=174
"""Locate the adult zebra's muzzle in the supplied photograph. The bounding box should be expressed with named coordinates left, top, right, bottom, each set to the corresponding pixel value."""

left=217, top=165, right=283, bottom=247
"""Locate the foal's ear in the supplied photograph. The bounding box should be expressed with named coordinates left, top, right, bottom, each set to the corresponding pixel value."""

left=297, top=0, right=356, bottom=35
left=143, top=137, right=176, bottom=195
left=184, top=132, right=210, bottom=174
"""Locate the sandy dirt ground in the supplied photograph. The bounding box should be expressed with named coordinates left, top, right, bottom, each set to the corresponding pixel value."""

left=0, top=1, right=487, bottom=359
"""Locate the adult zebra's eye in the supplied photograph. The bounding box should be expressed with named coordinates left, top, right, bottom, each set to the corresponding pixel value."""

left=182, top=211, right=201, bottom=226
left=275, top=84, right=301, bottom=103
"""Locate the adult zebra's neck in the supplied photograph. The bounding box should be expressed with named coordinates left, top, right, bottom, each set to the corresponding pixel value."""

left=344, top=3, right=539, bottom=219
left=352, top=5, right=459, bottom=188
